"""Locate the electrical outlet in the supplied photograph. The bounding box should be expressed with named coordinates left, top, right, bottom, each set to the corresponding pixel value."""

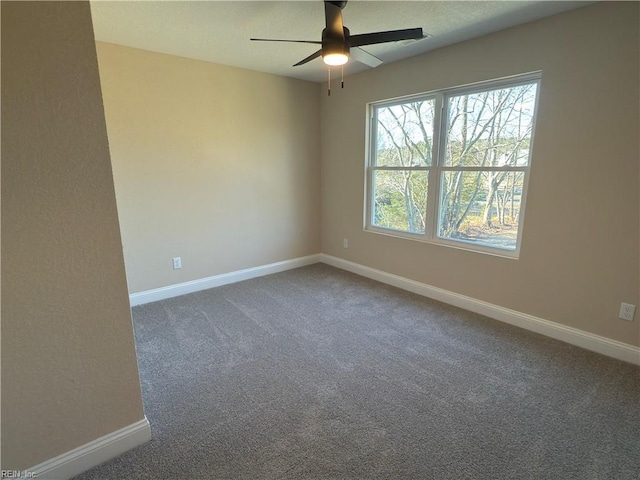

left=172, top=257, right=182, bottom=270
left=343, top=238, right=349, bottom=249
left=618, top=303, right=636, bottom=321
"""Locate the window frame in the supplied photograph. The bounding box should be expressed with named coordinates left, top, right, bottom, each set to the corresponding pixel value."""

left=365, top=72, right=542, bottom=258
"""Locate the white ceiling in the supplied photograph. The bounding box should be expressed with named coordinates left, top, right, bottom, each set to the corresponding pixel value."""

left=90, top=1, right=593, bottom=83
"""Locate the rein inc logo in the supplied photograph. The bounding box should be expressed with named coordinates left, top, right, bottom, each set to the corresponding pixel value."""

left=1, top=471, right=36, bottom=479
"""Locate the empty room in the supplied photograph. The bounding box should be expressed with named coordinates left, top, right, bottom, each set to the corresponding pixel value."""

left=2, top=1, right=639, bottom=479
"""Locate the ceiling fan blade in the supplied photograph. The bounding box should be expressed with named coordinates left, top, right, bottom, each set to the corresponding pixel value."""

left=350, top=47, right=383, bottom=68
left=348, top=28, right=424, bottom=47
left=250, top=38, right=322, bottom=45
left=293, top=49, right=323, bottom=67
left=324, top=1, right=345, bottom=40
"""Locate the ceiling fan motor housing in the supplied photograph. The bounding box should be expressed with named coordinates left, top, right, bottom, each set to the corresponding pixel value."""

left=322, top=26, right=350, bottom=57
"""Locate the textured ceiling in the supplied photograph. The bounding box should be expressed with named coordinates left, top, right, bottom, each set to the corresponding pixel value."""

left=90, top=1, right=592, bottom=83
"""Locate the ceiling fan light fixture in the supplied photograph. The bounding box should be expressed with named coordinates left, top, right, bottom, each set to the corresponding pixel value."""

left=323, top=52, right=348, bottom=66
left=250, top=1, right=425, bottom=70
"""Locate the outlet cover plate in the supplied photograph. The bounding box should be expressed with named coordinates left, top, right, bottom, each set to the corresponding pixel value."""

left=619, top=303, right=636, bottom=321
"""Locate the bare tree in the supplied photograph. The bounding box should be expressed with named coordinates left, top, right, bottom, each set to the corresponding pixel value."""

left=374, top=101, right=432, bottom=232
left=372, top=82, right=536, bottom=245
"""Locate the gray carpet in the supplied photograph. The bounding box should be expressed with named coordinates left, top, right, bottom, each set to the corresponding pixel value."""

left=74, top=264, right=640, bottom=479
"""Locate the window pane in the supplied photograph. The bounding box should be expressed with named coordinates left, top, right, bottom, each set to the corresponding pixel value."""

left=438, top=170, right=525, bottom=250
left=372, top=170, right=428, bottom=234
left=375, top=99, right=435, bottom=167
left=445, top=83, right=538, bottom=167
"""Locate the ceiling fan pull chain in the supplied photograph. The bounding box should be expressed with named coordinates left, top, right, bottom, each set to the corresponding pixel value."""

left=341, top=64, right=344, bottom=89
left=328, top=67, right=331, bottom=96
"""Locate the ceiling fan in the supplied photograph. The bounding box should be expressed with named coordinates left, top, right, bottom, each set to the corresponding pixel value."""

left=250, top=1, right=425, bottom=69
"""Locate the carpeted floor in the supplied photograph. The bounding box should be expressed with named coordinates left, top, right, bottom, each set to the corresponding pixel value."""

left=74, top=264, right=640, bottom=479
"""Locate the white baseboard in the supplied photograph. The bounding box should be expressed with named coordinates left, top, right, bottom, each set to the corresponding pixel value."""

left=128, top=251, right=639, bottom=364
left=130, top=254, right=321, bottom=306
left=320, top=254, right=640, bottom=366
left=26, top=417, right=151, bottom=480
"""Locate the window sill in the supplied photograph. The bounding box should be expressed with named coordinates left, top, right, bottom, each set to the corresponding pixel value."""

left=363, top=226, right=520, bottom=260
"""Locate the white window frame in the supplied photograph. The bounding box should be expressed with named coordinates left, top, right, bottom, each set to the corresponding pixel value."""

left=365, top=72, right=541, bottom=258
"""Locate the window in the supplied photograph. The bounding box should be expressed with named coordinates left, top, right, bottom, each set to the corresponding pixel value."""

left=366, top=74, right=540, bottom=256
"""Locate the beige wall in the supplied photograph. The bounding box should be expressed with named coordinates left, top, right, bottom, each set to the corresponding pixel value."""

left=1, top=1, right=145, bottom=469
left=320, top=2, right=640, bottom=347
left=95, top=43, right=321, bottom=294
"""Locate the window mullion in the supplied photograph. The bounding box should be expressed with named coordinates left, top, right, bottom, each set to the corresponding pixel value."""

left=426, top=92, right=445, bottom=240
